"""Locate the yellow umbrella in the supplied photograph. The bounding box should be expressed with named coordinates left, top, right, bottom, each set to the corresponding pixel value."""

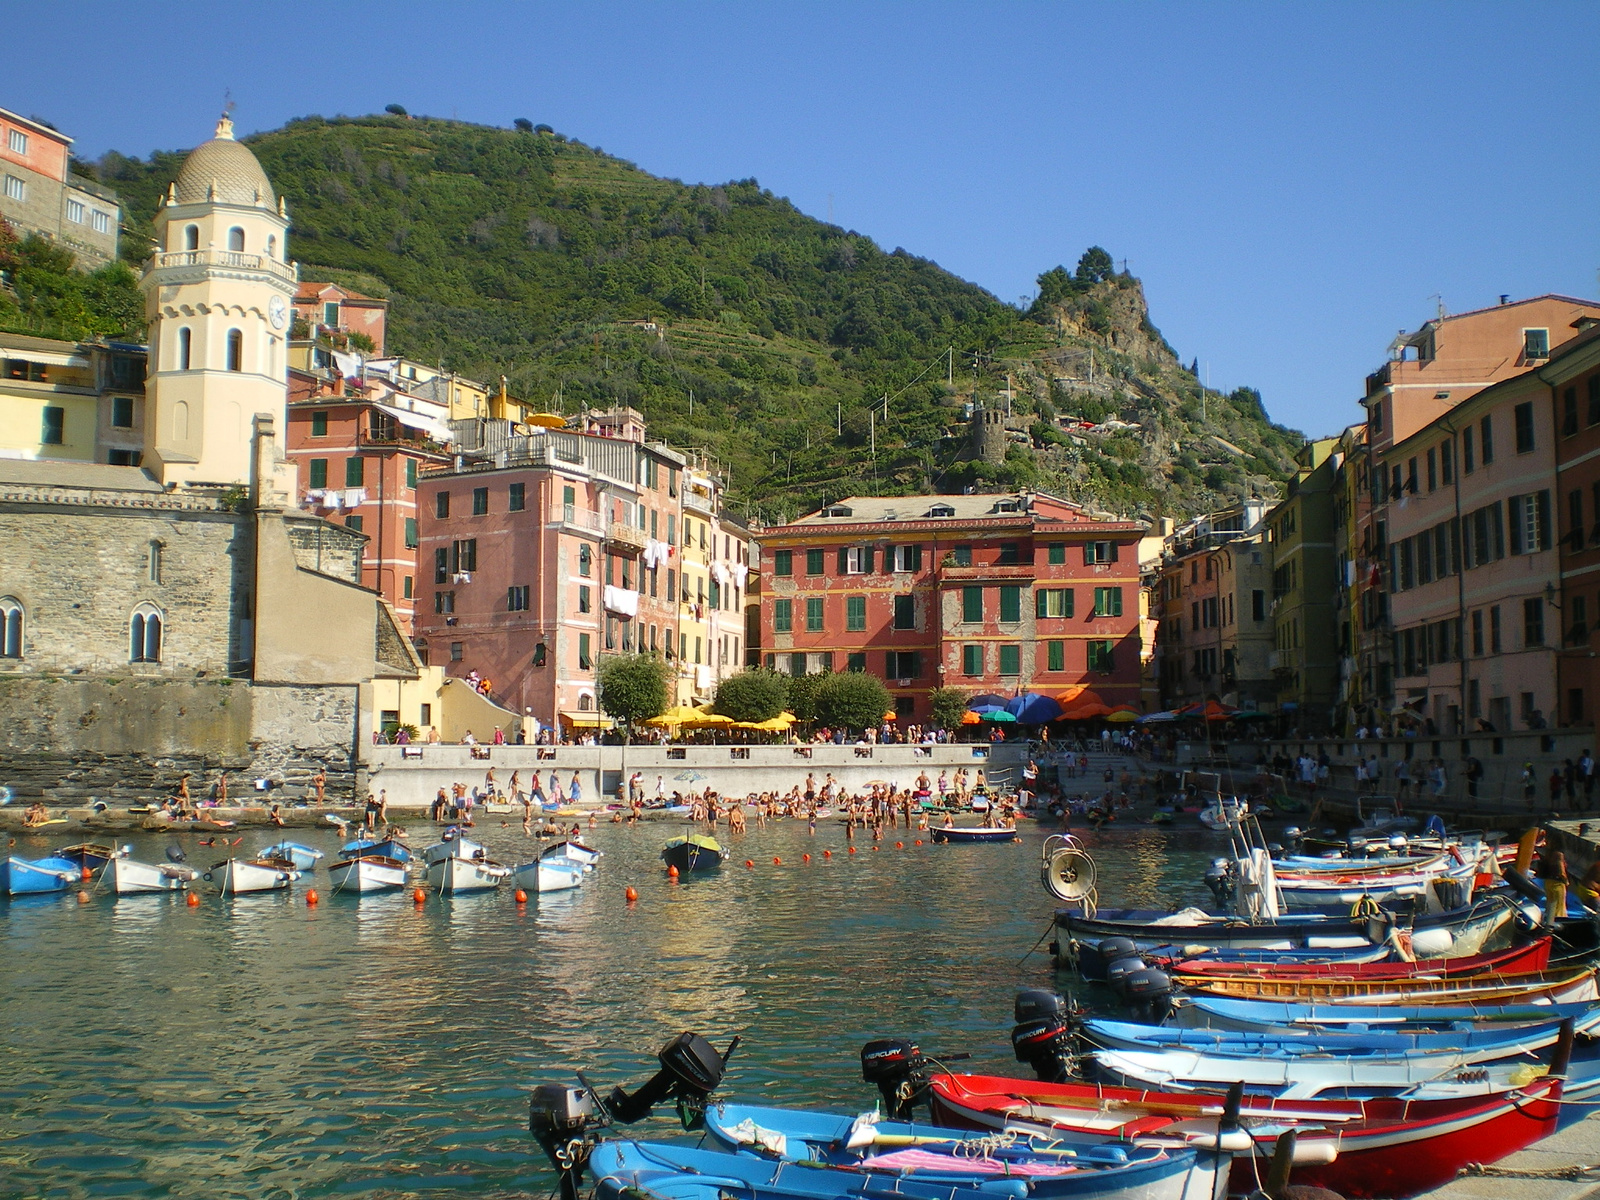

left=644, top=704, right=702, bottom=727
left=525, top=412, right=568, bottom=429
left=1106, top=709, right=1140, bottom=723
left=778, top=712, right=798, bottom=723
left=686, top=713, right=733, bottom=727
left=753, top=716, right=792, bottom=732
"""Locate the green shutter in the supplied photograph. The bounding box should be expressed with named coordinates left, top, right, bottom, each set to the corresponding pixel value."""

left=405, top=458, right=418, bottom=488
left=309, top=458, right=327, bottom=489
left=1000, top=585, right=1021, bottom=623
left=774, top=549, right=791, bottom=576
left=909, top=544, right=923, bottom=571
left=963, top=644, right=983, bottom=676
left=1064, top=588, right=1075, bottom=618
left=837, top=547, right=849, bottom=573
left=806, top=596, right=824, bottom=632
left=405, top=518, right=418, bottom=548
left=1048, top=640, right=1064, bottom=671
left=345, top=456, right=364, bottom=487
left=1048, top=543, right=1065, bottom=565
left=1036, top=589, right=1048, bottom=618
left=774, top=599, right=792, bottom=633
left=999, top=644, right=1020, bottom=675
left=963, top=585, right=983, bottom=622
left=864, top=546, right=876, bottom=573
left=846, top=595, right=866, bottom=631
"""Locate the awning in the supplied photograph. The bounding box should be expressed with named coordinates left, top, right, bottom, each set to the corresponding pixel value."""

left=375, top=402, right=453, bottom=443
left=558, top=710, right=614, bottom=728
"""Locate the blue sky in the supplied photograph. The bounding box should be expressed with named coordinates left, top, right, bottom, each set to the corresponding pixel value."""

left=10, top=1, right=1598, bottom=437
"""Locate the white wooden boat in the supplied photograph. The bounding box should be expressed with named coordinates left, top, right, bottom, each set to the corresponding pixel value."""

left=509, top=857, right=583, bottom=893
left=424, top=832, right=484, bottom=865
left=327, top=854, right=408, bottom=893
left=541, top=839, right=602, bottom=869
left=105, top=853, right=197, bottom=894
left=426, top=854, right=509, bottom=894
left=209, top=857, right=300, bottom=894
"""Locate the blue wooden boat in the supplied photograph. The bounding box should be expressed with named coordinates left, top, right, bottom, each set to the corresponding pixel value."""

left=589, top=1136, right=1222, bottom=1200
left=340, top=836, right=411, bottom=863
left=1175, top=995, right=1600, bottom=1033
left=256, top=841, right=324, bottom=871
left=662, top=834, right=727, bottom=872
left=931, top=825, right=1020, bottom=843
left=1081, top=1016, right=1580, bottom=1062
left=52, top=842, right=117, bottom=872
left=1, top=855, right=81, bottom=896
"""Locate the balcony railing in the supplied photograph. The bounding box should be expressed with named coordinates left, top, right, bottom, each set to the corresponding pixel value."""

left=560, top=505, right=604, bottom=535
left=937, top=562, right=1036, bottom=582
left=607, top=521, right=648, bottom=553
left=148, top=248, right=297, bottom=283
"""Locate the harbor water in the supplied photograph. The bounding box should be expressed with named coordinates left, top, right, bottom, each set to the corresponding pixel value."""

left=0, top=818, right=1216, bottom=1199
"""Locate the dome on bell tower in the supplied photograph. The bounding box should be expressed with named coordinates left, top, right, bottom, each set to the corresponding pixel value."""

left=173, top=114, right=276, bottom=207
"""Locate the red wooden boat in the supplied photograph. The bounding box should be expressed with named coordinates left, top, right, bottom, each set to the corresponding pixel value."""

left=1172, top=937, right=1551, bottom=981
left=928, top=1070, right=1564, bottom=1199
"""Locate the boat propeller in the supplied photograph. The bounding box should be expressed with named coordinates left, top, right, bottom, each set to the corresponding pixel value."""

left=529, top=1032, right=738, bottom=1200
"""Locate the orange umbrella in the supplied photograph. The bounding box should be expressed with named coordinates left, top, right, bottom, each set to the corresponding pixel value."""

left=1059, top=703, right=1113, bottom=721
left=1055, top=686, right=1105, bottom=708
left=883, top=711, right=898, bottom=721
left=960, top=711, right=982, bottom=725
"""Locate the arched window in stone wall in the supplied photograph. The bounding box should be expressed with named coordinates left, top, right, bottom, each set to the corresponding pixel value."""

left=0, top=597, right=23, bottom=658
left=227, top=226, right=245, bottom=252
left=266, top=234, right=276, bottom=259
left=226, top=329, right=243, bottom=372
left=130, top=603, right=163, bottom=663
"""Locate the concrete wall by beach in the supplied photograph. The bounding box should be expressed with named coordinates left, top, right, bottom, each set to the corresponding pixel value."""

left=363, top=741, right=1029, bottom=809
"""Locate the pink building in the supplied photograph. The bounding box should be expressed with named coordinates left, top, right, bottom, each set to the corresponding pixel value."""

left=411, top=409, right=698, bottom=731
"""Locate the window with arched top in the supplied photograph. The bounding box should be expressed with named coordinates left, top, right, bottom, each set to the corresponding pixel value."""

left=177, top=327, right=192, bottom=371
left=130, top=603, right=163, bottom=663
left=266, top=234, right=276, bottom=259
left=183, top=224, right=199, bottom=251
left=0, top=597, right=23, bottom=658
left=226, top=329, right=243, bottom=372
left=577, top=693, right=593, bottom=711
left=227, top=227, right=245, bottom=252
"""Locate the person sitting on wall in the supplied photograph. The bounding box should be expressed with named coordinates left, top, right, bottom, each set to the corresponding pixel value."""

left=22, top=801, right=49, bottom=828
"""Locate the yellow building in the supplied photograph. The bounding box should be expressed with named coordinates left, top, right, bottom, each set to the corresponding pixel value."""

left=0, top=334, right=99, bottom=461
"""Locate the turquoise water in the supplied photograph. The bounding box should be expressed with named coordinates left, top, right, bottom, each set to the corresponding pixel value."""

left=0, top=818, right=1216, bottom=1199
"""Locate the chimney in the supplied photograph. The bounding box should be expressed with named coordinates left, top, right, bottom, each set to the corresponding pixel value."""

left=1499, top=295, right=1509, bottom=306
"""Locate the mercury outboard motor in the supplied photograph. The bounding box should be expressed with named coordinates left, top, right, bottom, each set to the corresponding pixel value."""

left=1122, top=968, right=1173, bottom=1022
left=861, top=1038, right=932, bottom=1119
left=1011, top=989, right=1077, bottom=1083
left=530, top=1032, right=737, bottom=1200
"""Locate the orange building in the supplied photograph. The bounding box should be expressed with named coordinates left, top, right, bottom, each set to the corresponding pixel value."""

left=1551, top=322, right=1600, bottom=725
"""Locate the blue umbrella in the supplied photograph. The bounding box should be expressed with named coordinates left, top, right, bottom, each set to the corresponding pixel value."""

left=968, top=693, right=1009, bottom=708
left=968, top=703, right=1007, bottom=715
left=1006, top=693, right=1064, bottom=723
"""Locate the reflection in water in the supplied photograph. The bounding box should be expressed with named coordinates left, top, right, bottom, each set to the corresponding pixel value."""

left=0, top=816, right=1217, bottom=1198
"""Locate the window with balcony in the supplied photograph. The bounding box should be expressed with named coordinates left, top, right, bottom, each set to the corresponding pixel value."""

left=227, top=227, right=245, bottom=252
left=962, top=585, right=983, bottom=623
left=998, top=644, right=1021, bottom=676
left=183, top=224, right=199, bottom=251
left=997, top=542, right=1019, bottom=565
left=893, top=594, right=915, bottom=630
left=952, top=545, right=972, bottom=567
left=961, top=644, right=983, bottom=676
left=1036, top=588, right=1073, bottom=618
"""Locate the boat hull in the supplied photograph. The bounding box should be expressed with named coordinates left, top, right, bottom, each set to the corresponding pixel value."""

left=2, top=855, right=80, bottom=896
left=931, top=827, right=1020, bottom=843
left=212, top=858, right=298, bottom=894
left=328, top=855, right=408, bottom=892
left=106, top=857, right=195, bottom=894
left=426, top=855, right=506, bottom=894
left=662, top=837, right=727, bottom=872
left=508, top=859, right=582, bottom=893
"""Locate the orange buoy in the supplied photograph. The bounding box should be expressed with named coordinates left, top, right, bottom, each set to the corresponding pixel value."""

left=848, top=846, right=857, bottom=855
left=77, top=890, right=91, bottom=903
left=802, top=853, right=811, bottom=862
left=823, top=849, right=832, bottom=858
left=895, top=842, right=904, bottom=849
left=915, top=839, right=923, bottom=845
left=514, top=889, right=528, bottom=903
left=186, top=892, right=201, bottom=907
left=871, top=845, right=879, bottom=851
left=625, top=886, right=638, bottom=903
left=306, top=889, right=319, bottom=906
left=745, top=860, right=755, bottom=869
left=81, top=867, right=93, bottom=881
left=667, top=864, right=680, bottom=879
left=413, top=887, right=426, bottom=904
left=773, top=856, right=782, bottom=865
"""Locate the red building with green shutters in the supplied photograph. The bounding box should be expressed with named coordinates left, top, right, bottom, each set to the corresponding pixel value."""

left=755, top=493, right=1146, bottom=722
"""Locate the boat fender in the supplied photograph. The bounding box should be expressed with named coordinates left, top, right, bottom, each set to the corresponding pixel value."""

left=971, top=1181, right=1029, bottom=1198
left=1409, top=926, right=1455, bottom=958
left=1186, top=1130, right=1255, bottom=1153
left=1503, top=867, right=1545, bottom=903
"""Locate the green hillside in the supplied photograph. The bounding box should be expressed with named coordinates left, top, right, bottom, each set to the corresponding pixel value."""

left=83, top=113, right=1304, bottom=522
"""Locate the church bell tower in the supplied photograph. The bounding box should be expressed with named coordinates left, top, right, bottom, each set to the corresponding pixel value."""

left=140, top=113, right=297, bottom=493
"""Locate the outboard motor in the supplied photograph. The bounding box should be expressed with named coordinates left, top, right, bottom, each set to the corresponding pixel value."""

left=1096, top=937, right=1138, bottom=967
left=529, top=1032, right=736, bottom=1200
left=1203, top=859, right=1232, bottom=907
left=1011, top=989, right=1077, bottom=1083
left=1122, top=968, right=1173, bottom=1023
left=861, top=1038, right=932, bottom=1119
left=1104, top=955, right=1148, bottom=995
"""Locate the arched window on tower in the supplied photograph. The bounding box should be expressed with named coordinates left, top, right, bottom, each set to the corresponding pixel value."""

left=226, top=329, right=243, bottom=372
left=183, top=224, right=199, bottom=251
left=177, top=327, right=192, bottom=371
left=130, top=603, right=163, bottom=663
left=0, top=597, right=23, bottom=658
left=227, top=227, right=245, bottom=252
left=266, top=234, right=276, bottom=259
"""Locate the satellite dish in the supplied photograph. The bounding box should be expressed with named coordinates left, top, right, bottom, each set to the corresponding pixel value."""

left=1042, top=846, right=1097, bottom=903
